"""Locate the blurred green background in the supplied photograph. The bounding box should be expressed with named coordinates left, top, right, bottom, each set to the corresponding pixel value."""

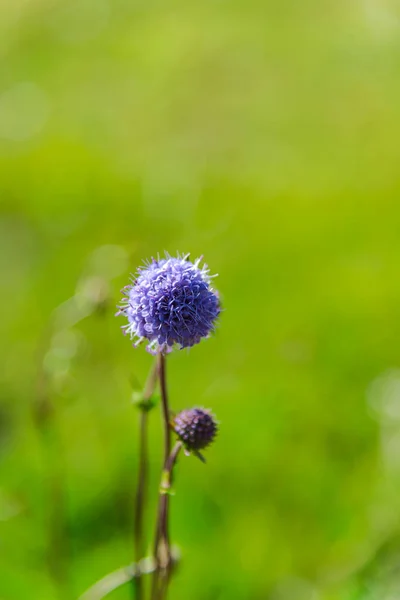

left=1, top=0, right=400, bottom=599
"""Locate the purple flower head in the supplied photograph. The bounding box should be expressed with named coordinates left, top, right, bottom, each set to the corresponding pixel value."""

left=173, top=408, right=218, bottom=451
left=118, top=253, right=220, bottom=353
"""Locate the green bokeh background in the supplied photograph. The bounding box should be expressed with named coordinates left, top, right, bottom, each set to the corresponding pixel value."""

left=1, top=1, right=400, bottom=599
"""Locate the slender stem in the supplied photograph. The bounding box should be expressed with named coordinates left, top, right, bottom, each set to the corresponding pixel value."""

left=153, top=353, right=171, bottom=557
left=158, top=353, right=171, bottom=468
left=133, top=410, right=147, bottom=600
left=151, top=442, right=183, bottom=600
left=157, top=565, right=173, bottom=600
left=133, top=359, right=158, bottom=600
left=134, top=412, right=148, bottom=561
left=157, top=441, right=183, bottom=563
left=150, top=353, right=173, bottom=600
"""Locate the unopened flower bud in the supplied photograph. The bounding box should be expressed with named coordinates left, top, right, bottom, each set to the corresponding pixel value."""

left=173, top=408, right=217, bottom=451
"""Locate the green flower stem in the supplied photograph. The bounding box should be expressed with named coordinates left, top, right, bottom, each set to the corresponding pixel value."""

left=152, top=352, right=171, bottom=557
left=133, top=359, right=158, bottom=600
left=151, top=441, right=183, bottom=600
left=158, top=352, right=171, bottom=469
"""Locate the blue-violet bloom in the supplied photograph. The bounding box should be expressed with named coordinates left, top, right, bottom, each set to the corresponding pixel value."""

left=117, top=253, right=220, bottom=353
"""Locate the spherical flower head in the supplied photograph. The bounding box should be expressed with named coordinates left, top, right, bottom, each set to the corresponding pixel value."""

left=118, top=254, right=220, bottom=353
left=173, top=408, right=218, bottom=451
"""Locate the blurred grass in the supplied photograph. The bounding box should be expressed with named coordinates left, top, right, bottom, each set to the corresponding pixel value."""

left=1, top=0, right=400, bottom=598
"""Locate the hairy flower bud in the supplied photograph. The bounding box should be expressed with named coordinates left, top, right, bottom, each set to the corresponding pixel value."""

left=117, top=254, right=220, bottom=353
left=173, top=408, right=218, bottom=451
